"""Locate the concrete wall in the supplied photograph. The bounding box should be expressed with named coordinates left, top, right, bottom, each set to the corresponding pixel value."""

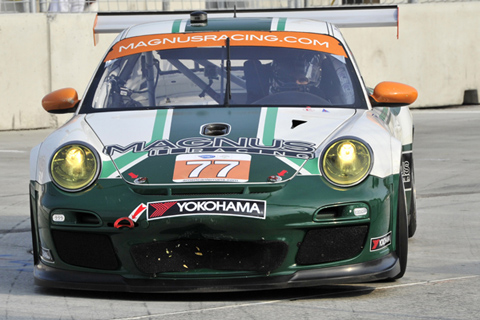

left=1, top=3, right=479, bottom=131
left=0, top=14, right=116, bottom=130
left=342, top=3, right=480, bottom=109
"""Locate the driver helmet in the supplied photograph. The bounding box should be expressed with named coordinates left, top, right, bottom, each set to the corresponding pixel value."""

left=271, top=52, right=322, bottom=93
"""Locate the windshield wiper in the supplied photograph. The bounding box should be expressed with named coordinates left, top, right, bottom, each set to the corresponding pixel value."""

left=224, top=37, right=231, bottom=107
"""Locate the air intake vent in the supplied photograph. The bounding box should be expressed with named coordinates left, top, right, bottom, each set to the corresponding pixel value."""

left=52, top=230, right=119, bottom=270
left=296, top=225, right=368, bottom=265
left=201, top=123, right=231, bottom=136
left=131, top=239, right=288, bottom=274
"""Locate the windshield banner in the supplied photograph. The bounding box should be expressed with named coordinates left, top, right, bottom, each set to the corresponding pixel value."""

left=104, top=31, right=347, bottom=61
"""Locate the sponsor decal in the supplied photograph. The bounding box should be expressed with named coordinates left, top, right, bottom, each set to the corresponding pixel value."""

left=149, top=201, right=178, bottom=218
left=103, top=137, right=316, bottom=160
left=370, top=232, right=392, bottom=252
left=147, top=198, right=266, bottom=220
left=173, top=154, right=251, bottom=182
left=129, top=203, right=147, bottom=222
left=105, top=31, right=347, bottom=61
left=402, top=152, right=413, bottom=191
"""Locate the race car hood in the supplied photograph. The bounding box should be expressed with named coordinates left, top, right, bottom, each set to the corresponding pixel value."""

left=85, top=107, right=356, bottom=185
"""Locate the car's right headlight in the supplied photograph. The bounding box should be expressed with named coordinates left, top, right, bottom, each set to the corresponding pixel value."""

left=50, top=143, right=100, bottom=192
left=321, top=138, right=373, bottom=187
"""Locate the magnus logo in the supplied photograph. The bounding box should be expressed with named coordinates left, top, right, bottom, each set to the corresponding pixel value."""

left=103, top=137, right=316, bottom=160
left=370, top=232, right=392, bottom=251
left=147, top=198, right=266, bottom=220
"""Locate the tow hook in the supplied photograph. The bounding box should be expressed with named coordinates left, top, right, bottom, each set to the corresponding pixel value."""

left=114, top=217, right=135, bottom=229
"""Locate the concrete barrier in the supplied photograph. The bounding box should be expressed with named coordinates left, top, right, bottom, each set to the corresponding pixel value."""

left=1, top=3, right=479, bottom=130
left=0, top=13, right=116, bottom=130
left=343, top=3, right=480, bottom=109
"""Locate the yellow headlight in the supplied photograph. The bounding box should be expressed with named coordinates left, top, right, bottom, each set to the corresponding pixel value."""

left=322, top=139, right=372, bottom=187
left=338, top=142, right=356, bottom=163
left=50, top=144, right=99, bottom=191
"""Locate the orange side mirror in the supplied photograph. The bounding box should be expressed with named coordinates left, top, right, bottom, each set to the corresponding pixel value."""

left=42, top=88, right=79, bottom=113
left=370, top=82, right=418, bottom=107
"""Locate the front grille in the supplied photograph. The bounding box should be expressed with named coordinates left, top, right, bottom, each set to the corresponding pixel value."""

left=52, top=230, right=119, bottom=270
left=296, top=225, right=368, bottom=265
left=131, top=239, right=288, bottom=274
left=131, top=184, right=283, bottom=196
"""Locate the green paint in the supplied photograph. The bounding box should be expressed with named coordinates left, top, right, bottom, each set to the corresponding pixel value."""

left=402, top=143, right=413, bottom=152
left=172, top=20, right=182, bottom=33
left=32, top=172, right=397, bottom=279
left=301, top=158, right=321, bottom=175
left=277, top=18, right=287, bottom=31
left=262, top=108, right=278, bottom=146
left=379, top=107, right=389, bottom=121
left=184, top=18, right=273, bottom=32
left=285, top=158, right=320, bottom=175
left=102, top=109, right=169, bottom=177
left=100, top=161, right=117, bottom=179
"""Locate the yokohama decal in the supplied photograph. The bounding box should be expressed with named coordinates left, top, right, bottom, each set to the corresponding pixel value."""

left=147, top=198, right=266, bottom=220
left=149, top=201, right=178, bottom=218
left=370, top=232, right=392, bottom=252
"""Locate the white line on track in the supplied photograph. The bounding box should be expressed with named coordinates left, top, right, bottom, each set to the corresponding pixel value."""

left=374, top=275, right=479, bottom=290
left=0, top=150, right=25, bottom=153
left=413, top=110, right=480, bottom=114
left=112, top=275, right=479, bottom=320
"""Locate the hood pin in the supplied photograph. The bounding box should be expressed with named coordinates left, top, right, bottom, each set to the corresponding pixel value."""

left=268, top=175, right=282, bottom=182
left=134, top=177, right=148, bottom=184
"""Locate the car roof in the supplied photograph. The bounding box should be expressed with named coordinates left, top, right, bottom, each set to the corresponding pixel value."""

left=116, top=17, right=344, bottom=45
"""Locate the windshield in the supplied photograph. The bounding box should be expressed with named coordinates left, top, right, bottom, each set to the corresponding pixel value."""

left=82, top=34, right=366, bottom=112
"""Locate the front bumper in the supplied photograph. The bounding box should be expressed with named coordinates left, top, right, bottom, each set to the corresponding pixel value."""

left=31, top=173, right=400, bottom=292
left=34, top=252, right=400, bottom=293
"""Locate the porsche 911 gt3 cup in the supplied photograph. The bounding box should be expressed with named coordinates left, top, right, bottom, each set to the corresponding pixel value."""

left=30, top=7, right=418, bottom=292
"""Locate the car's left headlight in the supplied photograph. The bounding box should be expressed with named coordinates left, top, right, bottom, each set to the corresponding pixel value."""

left=321, top=138, right=373, bottom=187
left=50, top=143, right=100, bottom=192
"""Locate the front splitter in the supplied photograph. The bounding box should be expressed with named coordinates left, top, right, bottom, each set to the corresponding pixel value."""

left=33, top=253, right=400, bottom=293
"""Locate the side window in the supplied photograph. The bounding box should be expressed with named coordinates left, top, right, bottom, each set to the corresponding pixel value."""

left=331, top=56, right=355, bottom=104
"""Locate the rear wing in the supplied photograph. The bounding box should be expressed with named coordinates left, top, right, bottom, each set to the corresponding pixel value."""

left=94, top=5, right=398, bottom=43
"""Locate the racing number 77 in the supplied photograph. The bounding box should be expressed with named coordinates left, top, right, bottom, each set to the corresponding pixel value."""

left=172, top=154, right=251, bottom=182
left=186, top=160, right=239, bottom=178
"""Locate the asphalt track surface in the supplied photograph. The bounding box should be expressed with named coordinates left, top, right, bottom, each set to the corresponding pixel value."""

left=1, top=106, right=479, bottom=320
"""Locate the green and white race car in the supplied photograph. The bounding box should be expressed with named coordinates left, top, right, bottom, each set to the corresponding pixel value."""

left=30, top=8, right=418, bottom=292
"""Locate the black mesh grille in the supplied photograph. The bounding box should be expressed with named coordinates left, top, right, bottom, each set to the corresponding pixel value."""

left=131, top=239, right=288, bottom=274
left=52, top=230, right=119, bottom=270
left=296, top=225, right=368, bottom=265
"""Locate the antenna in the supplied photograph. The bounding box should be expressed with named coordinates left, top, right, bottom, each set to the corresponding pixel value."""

left=234, top=4, right=237, bottom=18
